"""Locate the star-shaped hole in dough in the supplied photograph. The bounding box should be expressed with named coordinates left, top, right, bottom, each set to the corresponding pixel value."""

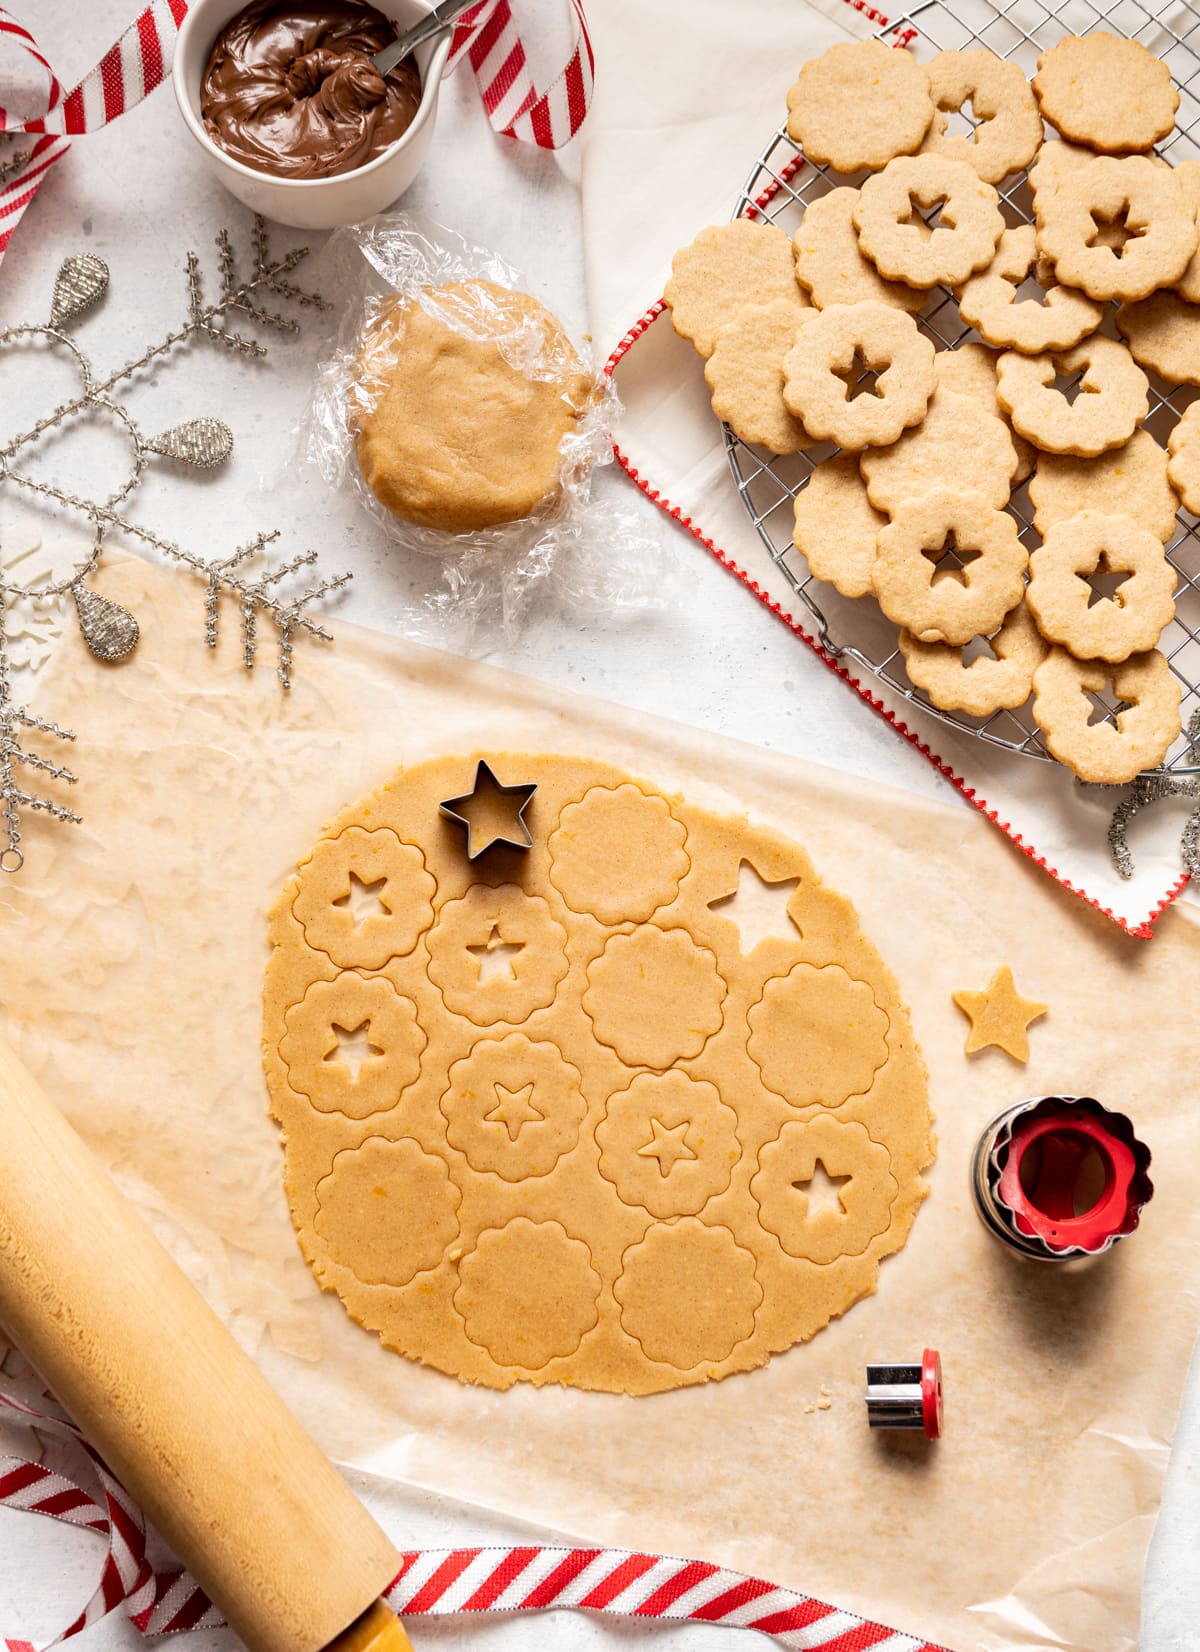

left=485, top=1082, right=544, bottom=1141
left=636, top=1117, right=697, bottom=1177
left=952, top=964, right=1047, bottom=1062
left=324, top=1019, right=383, bottom=1081
left=467, top=923, right=525, bottom=984
left=792, top=1160, right=852, bottom=1218
left=707, top=860, right=801, bottom=953
left=439, top=760, right=537, bottom=859
left=332, top=871, right=389, bottom=927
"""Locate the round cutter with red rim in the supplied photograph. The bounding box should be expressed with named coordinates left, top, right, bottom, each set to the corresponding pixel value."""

left=971, top=1095, right=1153, bottom=1261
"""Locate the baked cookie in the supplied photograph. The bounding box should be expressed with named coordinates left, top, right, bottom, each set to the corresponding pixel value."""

left=785, top=38, right=934, bottom=173
left=1029, top=430, right=1179, bottom=543
left=854, top=155, right=1005, bottom=289
left=792, top=188, right=924, bottom=313
left=665, top=220, right=807, bottom=359
left=1033, top=34, right=1178, bottom=155
left=1172, top=159, right=1200, bottom=303
left=1116, top=291, right=1200, bottom=387
left=921, top=49, right=1043, bottom=183
left=996, top=338, right=1149, bottom=457
left=957, top=225, right=1104, bottom=354
left=871, top=488, right=1027, bottom=645
left=899, top=602, right=1048, bottom=715
left=1036, top=157, right=1195, bottom=302
left=1030, top=138, right=1099, bottom=218
left=705, top=300, right=815, bottom=454
left=1027, top=511, right=1176, bottom=663
left=353, top=282, right=589, bottom=534
left=935, top=343, right=1036, bottom=482
left=1167, top=401, right=1200, bottom=513
left=781, top=301, right=936, bottom=451
left=859, top=382, right=1018, bottom=514
left=791, top=455, right=885, bottom=599
left=1032, top=648, right=1181, bottom=782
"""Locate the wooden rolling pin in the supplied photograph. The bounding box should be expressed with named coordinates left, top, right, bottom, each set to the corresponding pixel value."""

left=0, top=1039, right=413, bottom=1652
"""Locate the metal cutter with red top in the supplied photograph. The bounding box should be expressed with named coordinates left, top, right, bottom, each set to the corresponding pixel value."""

left=971, top=1095, right=1154, bottom=1261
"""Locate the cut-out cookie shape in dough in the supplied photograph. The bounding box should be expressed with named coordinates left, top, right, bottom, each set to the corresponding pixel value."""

left=263, top=753, right=933, bottom=1394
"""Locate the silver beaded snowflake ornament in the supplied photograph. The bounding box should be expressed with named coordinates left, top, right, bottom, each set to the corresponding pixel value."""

left=0, top=219, right=352, bottom=874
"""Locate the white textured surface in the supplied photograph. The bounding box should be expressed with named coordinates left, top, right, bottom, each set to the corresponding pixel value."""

left=0, top=3, right=1196, bottom=1650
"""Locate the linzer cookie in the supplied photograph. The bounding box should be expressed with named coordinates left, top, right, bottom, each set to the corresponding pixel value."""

left=935, top=342, right=1035, bottom=482
left=781, top=300, right=935, bottom=450
left=263, top=753, right=934, bottom=1394
left=854, top=155, right=1005, bottom=289
left=996, top=338, right=1149, bottom=457
left=792, top=188, right=924, bottom=313
left=665, top=220, right=807, bottom=359
left=871, top=489, right=1027, bottom=645
left=1032, top=33, right=1178, bottom=154
left=1032, top=649, right=1181, bottom=782
left=791, top=454, right=885, bottom=598
left=1167, top=402, right=1200, bottom=513
left=958, top=225, right=1104, bottom=354
left=705, top=300, right=815, bottom=454
left=785, top=38, right=934, bottom=173
left=1026, top=512, right=1177, bottom=664
left=1036, top=158, right=1196, bottom=303
left=922, top=49, right=1043, bottom=183
left=1117, top=291, right=1200, bottom=387
left=1172, top=159, right=1200, bottom=303
left=859, top=382, right=1018, bottom=515
left=900, top=604, right=1048, bottom=716
left=1029, top=431, right=1179, bottom=543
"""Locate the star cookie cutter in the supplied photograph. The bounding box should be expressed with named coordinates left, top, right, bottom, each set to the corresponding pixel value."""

left=970, top=1095, right=1153, bottom=1261
left=439, top=759, right=537, bottom=860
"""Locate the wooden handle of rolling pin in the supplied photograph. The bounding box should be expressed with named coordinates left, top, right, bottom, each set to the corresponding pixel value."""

left=0, top=1039, right=412, bottom=1652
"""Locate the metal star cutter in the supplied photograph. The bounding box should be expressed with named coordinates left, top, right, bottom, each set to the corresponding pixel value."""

left=439, top=760, right=537, bottom=859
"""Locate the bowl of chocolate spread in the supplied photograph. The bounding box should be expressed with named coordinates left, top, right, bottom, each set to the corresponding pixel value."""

left=174, top=0, right=452, bottom=228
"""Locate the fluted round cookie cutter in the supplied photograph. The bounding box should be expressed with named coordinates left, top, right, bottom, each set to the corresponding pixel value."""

left=971, top=1095, right=1153, bottom=1261
left=724, top=0, right=1200, bottom=777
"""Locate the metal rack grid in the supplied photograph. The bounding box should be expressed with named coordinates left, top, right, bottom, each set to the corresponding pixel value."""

left=726, top=0, right=1200, bottom=772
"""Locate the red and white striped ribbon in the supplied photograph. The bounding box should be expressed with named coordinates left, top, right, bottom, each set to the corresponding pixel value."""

left=0, top=1387, right=946, bottom=1652
left=446, top=0, right=593, bottom=148
left=0, top=0, right=592, bottom=268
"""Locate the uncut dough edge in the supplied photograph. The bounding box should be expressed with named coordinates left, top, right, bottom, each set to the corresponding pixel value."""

left=261, top=753, right=935, bottom=1397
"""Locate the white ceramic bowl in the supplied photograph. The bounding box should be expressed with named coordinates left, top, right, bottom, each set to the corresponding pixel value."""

left=173, top=0, right=451, bottom=229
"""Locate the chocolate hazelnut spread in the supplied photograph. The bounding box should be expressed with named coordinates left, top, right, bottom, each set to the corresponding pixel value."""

left=200, top=0, right=422, bottom=181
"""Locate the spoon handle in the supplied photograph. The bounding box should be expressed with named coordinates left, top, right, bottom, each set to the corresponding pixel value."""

left=373, top=0, right=482, bottom=78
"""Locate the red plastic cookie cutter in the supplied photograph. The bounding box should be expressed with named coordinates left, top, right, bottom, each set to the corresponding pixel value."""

left=864, top=1349, right=943, bottom=1439
left=971, top=1096, right=1153, bottom=1260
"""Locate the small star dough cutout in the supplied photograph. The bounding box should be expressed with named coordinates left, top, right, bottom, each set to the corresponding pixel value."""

left=953, top=964, right=1047, bottom=1061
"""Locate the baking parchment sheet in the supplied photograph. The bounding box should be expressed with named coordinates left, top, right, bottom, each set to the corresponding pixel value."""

left=2, top=554, right=1197, bottom=1652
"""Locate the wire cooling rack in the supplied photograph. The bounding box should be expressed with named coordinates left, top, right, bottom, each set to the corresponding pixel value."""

left=726, top=0, right=1200, bottom=772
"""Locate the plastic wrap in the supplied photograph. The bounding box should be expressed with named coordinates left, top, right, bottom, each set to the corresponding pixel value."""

left=303, top=212, right=669, bottom=646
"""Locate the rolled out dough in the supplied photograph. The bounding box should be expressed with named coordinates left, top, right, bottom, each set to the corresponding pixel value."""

left=262, top=754, right=934, bottom=1394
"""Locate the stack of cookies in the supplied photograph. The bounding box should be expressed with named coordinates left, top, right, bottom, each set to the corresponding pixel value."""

left=666, top=33, right=1198, bottom=784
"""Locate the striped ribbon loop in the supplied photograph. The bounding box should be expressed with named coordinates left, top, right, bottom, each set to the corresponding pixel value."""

left=447, top=0, right=593, bottom=147
left=0, top=0, right=592, bottom=266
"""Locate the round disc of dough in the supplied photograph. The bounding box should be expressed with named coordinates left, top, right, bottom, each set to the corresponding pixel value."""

left=263, top=754, right=934, bottom=1395
left=352, top=281, right=589, bottom=534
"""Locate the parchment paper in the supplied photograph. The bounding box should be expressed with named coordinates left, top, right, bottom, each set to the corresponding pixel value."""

left=2, top=554, right=1198, bottom=1652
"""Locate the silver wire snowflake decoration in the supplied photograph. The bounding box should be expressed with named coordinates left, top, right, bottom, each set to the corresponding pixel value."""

left=0, top=218, right=351, bottom=874
left=1102, top=708, right=1200, bottom=882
